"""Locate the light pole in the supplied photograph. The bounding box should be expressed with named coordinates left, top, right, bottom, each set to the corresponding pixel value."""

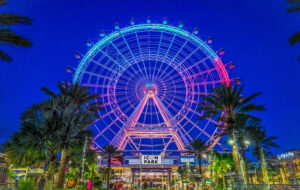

left=81, top=136, right=88, bottom=185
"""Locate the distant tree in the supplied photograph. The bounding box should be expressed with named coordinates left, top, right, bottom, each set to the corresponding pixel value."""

left=248, top=127, right=279, bottom=183
left=287, top=0, right=300, bottom=60
left=211, top=153, right=233, bottom=190
left=83, top=163, right=98, bottom=180
left=0, top=0, right=32, bottom=62
left=65, top=167, right=80, bottom=185
left=99, top=144, right=122, bottom=190
left=68, top=142, right=97, bottom=167
left=186, top=139, right=208, bottom=187
left=177, top=164, right=190, bottom=189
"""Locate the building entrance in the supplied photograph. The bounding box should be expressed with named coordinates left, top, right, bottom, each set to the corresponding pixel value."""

left=132, top=168, right=172, bottom=189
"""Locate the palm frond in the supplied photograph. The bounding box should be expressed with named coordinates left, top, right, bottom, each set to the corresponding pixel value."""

left=0, top=0, right=6, bottom=6
left=287, top=0, right=300, bottom=13
left=240, top=92, right=262, bottom=106
left=288, top=31, right=300, bottom=45
left=41, top=86, right=57, bottom=98
left=0, top=13, right=32, bottom=25
left=0, top=49, right=12, bottom=62
left=0, top=29, right=31, bottom=47
left=239, top=104, right=266, bottom=112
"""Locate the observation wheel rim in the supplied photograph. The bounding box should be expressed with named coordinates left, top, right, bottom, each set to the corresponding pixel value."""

left=73, top=23, right=230, bottom=86
left=72, top=23, right=231, bottom=151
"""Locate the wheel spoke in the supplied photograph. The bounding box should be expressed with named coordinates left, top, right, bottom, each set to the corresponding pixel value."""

left=74, top=24, right=230, bottom=152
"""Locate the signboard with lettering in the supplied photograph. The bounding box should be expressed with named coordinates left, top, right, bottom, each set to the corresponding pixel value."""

left=141, top=155, right=162, bottom=164
left=132, top=168, right=172, bottom=173
left=277, top=152, right=295, bottom=160
left=110, top=156, right=123, bottom=165
left=180, top=156, right=196, bottom=164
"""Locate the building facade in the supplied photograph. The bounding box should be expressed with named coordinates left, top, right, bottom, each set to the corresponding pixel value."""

left=99, top=155, right=207, bottom=189
left=266, top=150, right=300, bottom=184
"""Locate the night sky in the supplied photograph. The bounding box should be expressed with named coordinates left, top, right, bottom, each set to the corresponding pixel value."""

left=0, top=0, right=299, bottom=155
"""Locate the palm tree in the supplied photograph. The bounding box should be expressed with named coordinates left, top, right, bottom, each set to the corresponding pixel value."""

left=4, top=102, right=60, bottom=190
left=68, top=141, right=97, bottom=167
left=248, top=128, right=279, bottom=184
left=100, top=144, right=122, bottom=190
left=222, top=114, right=263, bottom=183
left=186, top=139, right=208, bottom=186
left=0, top=0, right=32, bottom=62
left=287, top=0, right=300, bottom=60
left=65, top=167, right=80, bottom=186
left=40, top=96, right=97, bottom=188
left=177, top=166, right=187, bottom=182
left=41, top=81, right=100, bottom=107
left=211, top=153, right=233, bottom=190
left=40, top=82, right=102, bottom=188
left=84, top=163, right=98, bottom=180
left=287, top=0, right=300, bottom=13
left=198, top=83, right=265, bottom=183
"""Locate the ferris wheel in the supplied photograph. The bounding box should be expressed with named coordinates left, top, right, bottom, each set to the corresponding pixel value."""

left=72, top=18, right=232, bottom=154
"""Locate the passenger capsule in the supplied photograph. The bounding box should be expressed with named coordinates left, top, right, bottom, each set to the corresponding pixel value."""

left=147, top=17, right=151, bottom=24
left=130, top=18, right=135, bottom=25
left=207, top=37, right=213, bottom=44
left=219, top=48, right=225, bottom=55
left=75, top=52, right=81, bottom=59
left=86, top=40, right=92, bottom=47
left=193, top=28, right=199, bottom=35
left=114, top=23, right=119, bottom=30
left=178, top=21, right=183, bottom=28
left=228, top=62, right=235, bottom=69
left=100, top=30, right=105, bottom=37
left=163, top=17, right=167, bottom=24
left=235, top=78, right=242, bottom=85
left=66, top=66, right=72, bottom=73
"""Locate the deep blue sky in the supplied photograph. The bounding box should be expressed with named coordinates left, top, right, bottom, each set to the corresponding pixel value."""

left=0, top=0, right=299, bottom=155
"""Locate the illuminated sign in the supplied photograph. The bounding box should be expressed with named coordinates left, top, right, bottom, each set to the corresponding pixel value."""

left=110, top=156, right=123, bottom=165
left=180, top=156, right=196, bottom=164
left=132, top=168, right=172, bottom=173
left=277, top=152, right=295, bottom=160
left=141, top=155, right=162, bottom=164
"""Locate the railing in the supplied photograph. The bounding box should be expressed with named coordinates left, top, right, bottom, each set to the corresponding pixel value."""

left=0, top=183, right=37, bottom=190
left=0, top=183, right=15, bottom=190
left=227, top=184, right=300, bottom=190
left=1, top=182, right=300, bottom=190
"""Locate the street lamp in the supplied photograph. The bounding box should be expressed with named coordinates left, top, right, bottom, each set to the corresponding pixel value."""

left=244, top=140, right=250, bottom=147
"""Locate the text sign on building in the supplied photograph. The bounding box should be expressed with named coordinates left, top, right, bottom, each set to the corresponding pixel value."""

left=141, top=155, right=162, bottom=164
left=277, top=152, right=295, bottom=160
left=132, top=168, right=172, bottom=173
left=180, top=156, right=196, bottom=164
left=110, top=156, right=123, bottom=165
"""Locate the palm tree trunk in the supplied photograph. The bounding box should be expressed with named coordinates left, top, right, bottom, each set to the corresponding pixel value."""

left=255, top=146, right=263, bottom=184
left=260, top=148, right=270, bottom=186
left=56, top=149, right=67, bottom=188
left=107, top=156, right=111, bottom=190
left=45, top=160, right=55, bottom=190
left=222, top=174, right=226, bottom=190
left=240, top=147, right=249, bottom=183
left=231, top=138, right=241, bottom=180
left=198, top=155, right=205, bottom=187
